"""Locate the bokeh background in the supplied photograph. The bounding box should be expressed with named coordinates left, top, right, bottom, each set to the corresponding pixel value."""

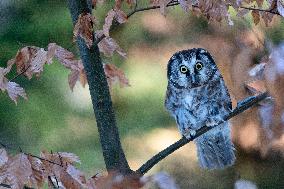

left=1, top=0, right=284, bottom=188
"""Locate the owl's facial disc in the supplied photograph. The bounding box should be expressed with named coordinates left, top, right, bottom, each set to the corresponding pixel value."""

left=167, top=48, right=219, bottom=89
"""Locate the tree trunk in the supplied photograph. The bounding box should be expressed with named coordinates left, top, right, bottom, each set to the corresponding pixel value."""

left=67, top=0, right=132, bottom=175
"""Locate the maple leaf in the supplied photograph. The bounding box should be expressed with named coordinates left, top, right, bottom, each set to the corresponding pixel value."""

left=73, top=13, right=95, bottom=48
left=6, top=81, right=27, bottom=104
left=104, top=64, right=130, bottom=87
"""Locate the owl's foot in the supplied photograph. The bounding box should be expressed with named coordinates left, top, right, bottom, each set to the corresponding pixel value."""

left=205, top=117, right=224, bottom=127
left=182, top=128, right=196, bottom=139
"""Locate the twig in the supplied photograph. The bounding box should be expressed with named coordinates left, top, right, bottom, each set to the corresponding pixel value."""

left=0, top=183, right=11, bottom=188
left=240, top=6, right=280, bottom=16
left=9, top=65, right=31, bottom=82
left=126, top=1, right=180, bottom=18
left=0, top=141, right=63, bottom=167
left=136, top=92, right=269, bottom=175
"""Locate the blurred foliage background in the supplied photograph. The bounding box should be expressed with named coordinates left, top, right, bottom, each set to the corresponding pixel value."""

left=0, top=0, right=284, bottom=188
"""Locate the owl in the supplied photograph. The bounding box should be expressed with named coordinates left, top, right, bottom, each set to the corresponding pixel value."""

left=165, top=48, right=235, bottom=169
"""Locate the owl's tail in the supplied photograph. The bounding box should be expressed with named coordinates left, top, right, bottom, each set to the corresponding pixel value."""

left=195, top=122, right=235, bottom=169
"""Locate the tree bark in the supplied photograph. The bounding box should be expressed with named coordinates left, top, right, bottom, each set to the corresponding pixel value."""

left=67, top=0, right=132, bottom=175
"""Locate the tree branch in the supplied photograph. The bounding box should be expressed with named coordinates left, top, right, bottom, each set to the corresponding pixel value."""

left=240, top=6, right=280, bottom=16
left=67, top=0, right=132, bottom=175
left=94, top=1, right=281, bottom=45
left=136, top=92, right=269, bottom=175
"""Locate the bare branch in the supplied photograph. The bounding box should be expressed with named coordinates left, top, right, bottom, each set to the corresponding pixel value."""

left=0, top=141, right=63, bottom=167
left=136, top=92, right=269, bottom=175
left=240, top=6, right=280, bottom=16
left=9, top=65, right=31, bottom=82
left=0, top=183, right=11, bottom=188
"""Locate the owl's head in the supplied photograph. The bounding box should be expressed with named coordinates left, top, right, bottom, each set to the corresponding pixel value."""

left=167, top=48, right=220, bottom=89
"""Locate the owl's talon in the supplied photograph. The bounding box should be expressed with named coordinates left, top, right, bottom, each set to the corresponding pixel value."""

left=189, top=130, right=196, bottom=137
left=206, top=117, right=223, bottom=127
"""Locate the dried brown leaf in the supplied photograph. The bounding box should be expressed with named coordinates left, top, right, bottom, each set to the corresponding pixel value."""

left=114, top=8, right=128, bottom=24
left=0, top=153, right=33, bottom=189
left=104, top=64, right=130, bottom=87
left=92, top=0, right=97, bottom=8
left=0, top=67, right=9, bottom=91
left=0, top=149, right=8, bottom=167
left=96, top=31, right=127, bottom=58
left=66, top=165, right=87, bottom=187
left=29, top=48, right=48, bottom=77
left=14, top=46, right=39, bottom=79
left=245, top=80, right=266, bottom=95
left=103, top=9, right=116, bottom=37
left=237, top=9, right=250, bottom=17
left=179, top=0, right=192, bottom=12
left=256, top=0, right=264, bottom=7
left=47, top=43, right=58, bottom=64
left=68, top=69, right=80, bottom=91
left=251, top=10, right=260, bottom=25
left=142, top=172, right=179, bottom=189
left=277, top=0, right=284, bottom=17
left=27, top=155, right=46, bottom=188
left=57, top=152, right=81, bottom=164
left=73, top=13, right=95, bottom=48
left=6, top=82, right=27, bottom=104
left=52, top=44, right=78, bottom=69
left=151, top=0, right=172, bottom=15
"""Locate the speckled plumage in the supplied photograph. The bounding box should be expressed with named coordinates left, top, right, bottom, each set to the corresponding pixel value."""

left=165, top=48, right=235, bottom=169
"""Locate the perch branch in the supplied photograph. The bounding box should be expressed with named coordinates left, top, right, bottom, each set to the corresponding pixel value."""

left=136, top=92, right=269, bottom=175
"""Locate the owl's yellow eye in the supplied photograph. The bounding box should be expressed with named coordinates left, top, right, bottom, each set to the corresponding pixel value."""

left=180, top=65, right=188, bottom=74
left=195, top=62, right=203, bottom=70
